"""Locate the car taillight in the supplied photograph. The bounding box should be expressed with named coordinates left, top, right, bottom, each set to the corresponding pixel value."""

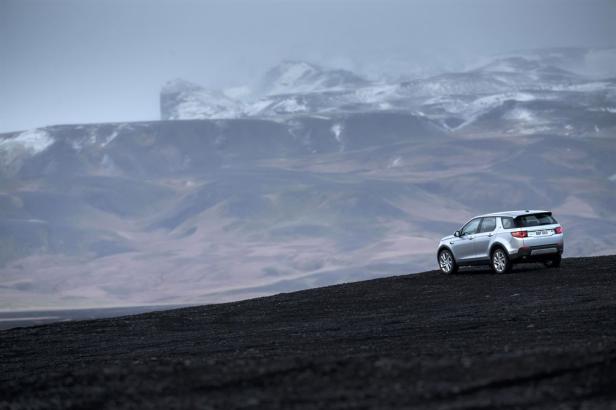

left=511, top=230, right=527, bottom=238
left=554, top=226, right=563, bottom=234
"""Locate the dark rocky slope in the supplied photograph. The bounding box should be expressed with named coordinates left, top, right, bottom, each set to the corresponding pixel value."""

left=1, top=255, right=616, bottom=409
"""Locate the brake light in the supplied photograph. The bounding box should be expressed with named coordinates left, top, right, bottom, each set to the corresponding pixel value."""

left=554, top=226, right=563, bottom=234
left=511, top=230, right=527, bottom=238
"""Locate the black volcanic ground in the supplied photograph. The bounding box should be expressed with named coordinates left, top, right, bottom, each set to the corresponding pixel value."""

left=2, top=256, right=616, bottom=409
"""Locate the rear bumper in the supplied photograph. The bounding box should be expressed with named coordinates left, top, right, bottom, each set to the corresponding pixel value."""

left=511, top=244, right=563, bottom=262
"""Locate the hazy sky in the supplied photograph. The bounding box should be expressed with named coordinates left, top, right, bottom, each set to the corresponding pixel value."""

left=1, top=0, right=615, bottom=133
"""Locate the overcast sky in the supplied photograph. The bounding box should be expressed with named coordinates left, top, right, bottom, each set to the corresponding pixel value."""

left=1, top=0, right=615, bottom=133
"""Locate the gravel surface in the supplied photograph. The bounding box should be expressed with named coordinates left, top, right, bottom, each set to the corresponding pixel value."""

left=2, top=256, right=616, bottom=409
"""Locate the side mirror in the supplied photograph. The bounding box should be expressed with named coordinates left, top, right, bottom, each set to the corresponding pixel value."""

left=454, top=230, right=461, bottom=237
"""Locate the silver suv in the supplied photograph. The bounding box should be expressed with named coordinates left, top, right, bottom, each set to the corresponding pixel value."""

left=437, top=210, right=564, bottom=274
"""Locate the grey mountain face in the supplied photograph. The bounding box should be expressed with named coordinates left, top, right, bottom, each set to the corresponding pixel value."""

left=1, top=48, right=616, bottom=309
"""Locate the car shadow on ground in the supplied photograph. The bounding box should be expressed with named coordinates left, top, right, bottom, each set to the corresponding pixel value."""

left=456, top=263, right=548, bottom=275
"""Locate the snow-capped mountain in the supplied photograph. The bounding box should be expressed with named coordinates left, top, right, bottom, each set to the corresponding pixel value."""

left=260, top=60, right=369, bottom=96
left=159, top=50, right=616, bottom=134
left=480, top=47, right=616, bottom=79
left=160, top=79, right=243, bottom=120
left=159, top=62, right=372, bottom=119
left=398, top=57, right=584, bottom=99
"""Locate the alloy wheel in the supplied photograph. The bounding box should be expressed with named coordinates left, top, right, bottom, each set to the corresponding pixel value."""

left=439, top=251, right=453, bottom=274
left=493, top=249, right=507, bottom=273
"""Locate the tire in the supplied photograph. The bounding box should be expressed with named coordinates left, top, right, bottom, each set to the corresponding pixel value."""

left=544, top=254, right=561, bottom=268
left=438, top=249, right=458, bottom=275
left=491, top=247, right=511, bottom=274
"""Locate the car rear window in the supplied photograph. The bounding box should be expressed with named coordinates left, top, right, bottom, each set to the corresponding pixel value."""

left=514, top=213, right=558, bottom=227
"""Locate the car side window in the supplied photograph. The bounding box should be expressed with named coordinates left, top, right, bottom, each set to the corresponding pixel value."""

left=501, top=217, right=514, bottom=229
left=479, top=217, right=496, bottom=233
left=461, top=218, right=481, bottom=236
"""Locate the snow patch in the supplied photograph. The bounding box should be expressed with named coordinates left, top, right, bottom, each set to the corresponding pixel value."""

left=442, top=92, right=538, bottom=130
left=354, top=84, right=399, bottom=104
left=0, top=129, right=54, bottom=156
left=331, top=123, right=343, bottom=142
left=102, top=124, right=131, bottom=147
left=475, top=92, right=535, bottom=106
left=278, top=98, right=307, bottom=113
left=71, top=128, right=98, bottom=151
left=504, top=108, right=535, bottom=122
left=170, top=90, right=243, bottom=119
left=100, top=154, right=117, bottom=173
left=388, top=157, right=403, bottom=168
left=102, top=130, right=119, bottom=147
left=553, top=82, right=611, bottom=92
left=262, top=61, right=366, bottom=96
left=0, top=129, right=54, bottom=174
left=244, top=99, right=274, bottom=116
left=265, top=97, right=308, bottom=114
left=161, top=79, right=244, bottom=120
left=589, top=107, right=616, bottom=114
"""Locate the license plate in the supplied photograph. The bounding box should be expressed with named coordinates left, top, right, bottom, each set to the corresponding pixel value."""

left=530, top=229, right=552, bottom=236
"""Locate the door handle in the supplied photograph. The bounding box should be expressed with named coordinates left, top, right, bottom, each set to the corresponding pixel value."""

left=449, top=241, right=454, bottom=245
left=488, top=233, right=493, bottom=237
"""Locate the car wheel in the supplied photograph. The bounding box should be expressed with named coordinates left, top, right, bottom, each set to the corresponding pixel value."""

left=491, top=248, right=511, bottom=274
left=438, top=249, right=458, bottom=275
left=544, top=255, right=561, bottom=268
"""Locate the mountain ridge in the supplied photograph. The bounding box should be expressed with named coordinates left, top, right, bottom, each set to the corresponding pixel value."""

left=158, top=49, right=616, bottom=134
